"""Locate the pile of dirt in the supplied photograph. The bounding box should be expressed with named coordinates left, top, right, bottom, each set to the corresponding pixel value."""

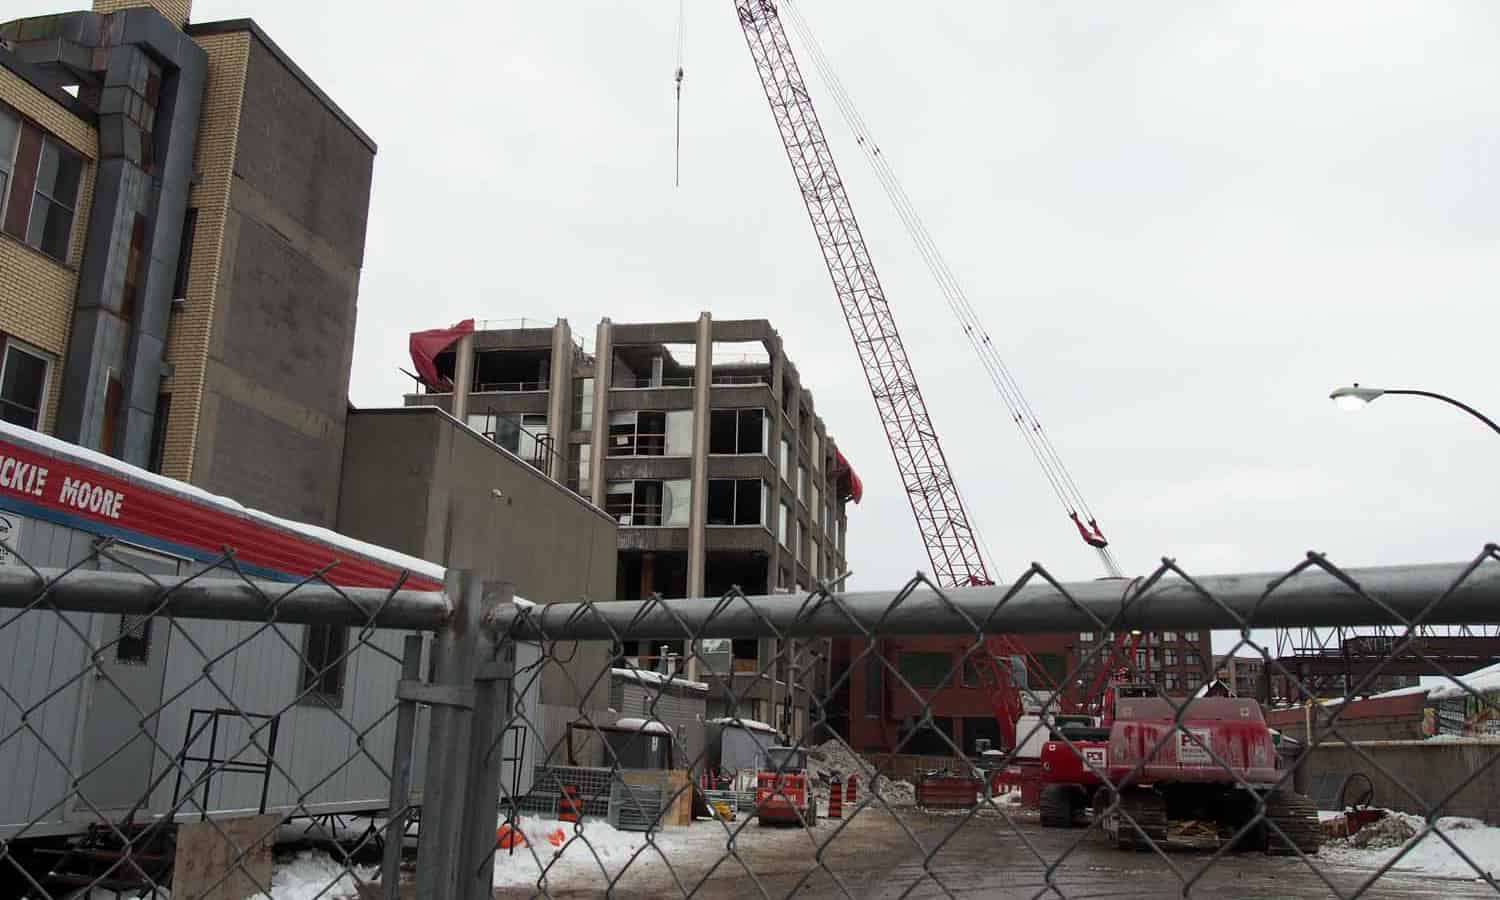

left=1347, top=813, right=1419, bottom=850
left=807, top=740, right=916, bottom=807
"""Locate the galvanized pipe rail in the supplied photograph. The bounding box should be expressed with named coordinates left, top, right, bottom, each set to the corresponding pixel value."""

left=486, top=558, right=1500, bottom=640
left=0, top=566, right=450, bottom=629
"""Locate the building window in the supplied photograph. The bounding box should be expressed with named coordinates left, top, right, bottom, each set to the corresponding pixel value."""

left=27, top=138, right=83, bottom=261
left=779, top=501, right=791, bottom=547
left=172, top=208, right=197, bottom=300
left=1079, top=632, right=1095, bottom=644
left=707, top=478, right=765, bottom=526
left=810, top=431, right=820, bottom=471
left=606, top=479, right=690, bottom=527
left=147, top=394, right=171, bottom=474
left=567, top=442, right=591, bottom=495
left=897, top=651, right=951, bottom=689
left=1164, top=671, right=1181, bottom=692
left=0, top=108, right=17, bottom=225
left=1162, top=631, right=1178, bottom=642
left=780, top=436, right=791, bottom=481
left=809, top=481, right=820, bottom=522
left=116, top=614, right=152, bottom=664
left=798, top=464, right=808, bottom=505
left=0, top=341, right=51, bottom=431
left=1186, top=672, right=1203, bottom=691
left=864, top=652, right=882, bottom=717
left=301, top=624, right=349, bottom=705
left=472, top=411, right=549, bottom=467
left=1184, top=631, right=1201, bottom=643
left=708, top=408, right=767, bottom=455
left=1163, top=648, right=1179, bottom=667
left=608, top=409, right=692, bottom=457
left=1185, top=649, right=1203, bottom=669
left=572, top=377, right=594, bottom=432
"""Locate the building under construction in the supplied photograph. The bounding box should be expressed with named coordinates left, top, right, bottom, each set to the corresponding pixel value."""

left=406, top=315, right=857, bottom=744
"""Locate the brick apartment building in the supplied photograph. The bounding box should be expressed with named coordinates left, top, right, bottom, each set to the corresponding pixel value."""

left=405, top=314, right=858, bottom=741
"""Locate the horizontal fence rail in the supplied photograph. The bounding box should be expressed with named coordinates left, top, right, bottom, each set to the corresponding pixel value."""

left=488, top=553, right=1500, bottom=641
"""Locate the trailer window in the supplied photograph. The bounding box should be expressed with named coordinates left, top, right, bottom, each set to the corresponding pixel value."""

left=116, top=614, right=151, bottom=664
left=301, top=624, right=348, bottom=705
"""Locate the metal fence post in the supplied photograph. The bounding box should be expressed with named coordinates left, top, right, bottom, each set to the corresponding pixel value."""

left=414, top=570, right=485, bottom=898
left=460, top=581, right=516, bottom=900
left=381, top=634, right=424, bottom=900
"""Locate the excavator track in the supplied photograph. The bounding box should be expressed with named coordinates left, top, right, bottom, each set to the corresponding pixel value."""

left=1262, top=789, right=1322, bottom=856
left=1104, top=788, right=1167, bottom=851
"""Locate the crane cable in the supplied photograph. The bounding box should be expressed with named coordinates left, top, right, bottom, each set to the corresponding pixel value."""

left=779, top=1, right=1122, bottom=577
left=674, top=0, right=686, bottom=187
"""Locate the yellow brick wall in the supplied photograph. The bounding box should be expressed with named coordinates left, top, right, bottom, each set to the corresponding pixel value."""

left=91, top=0, right=192, bottom=26
left=157, top=31, right=248, bottom=482
left=0, top=70, right=99, bottom=435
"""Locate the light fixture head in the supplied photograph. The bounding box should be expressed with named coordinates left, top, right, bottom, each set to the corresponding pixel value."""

left=1330, top=383, right=1385, bottom=411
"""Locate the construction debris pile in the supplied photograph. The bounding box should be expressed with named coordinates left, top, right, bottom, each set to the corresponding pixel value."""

left=807, top=740, right=916, bottom=807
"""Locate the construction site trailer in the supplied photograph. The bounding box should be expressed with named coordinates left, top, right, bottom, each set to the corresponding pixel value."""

left=0, top=421, right=477, bottom=838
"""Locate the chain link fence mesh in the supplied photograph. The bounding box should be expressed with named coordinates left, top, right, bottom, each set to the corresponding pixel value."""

left=1, top=540, right=1498, bottom=898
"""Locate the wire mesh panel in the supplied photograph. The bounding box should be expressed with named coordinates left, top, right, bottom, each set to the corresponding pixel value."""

left=0, top=539, right=440, bottom=900
left=483, top=547, right=1500, bottom=898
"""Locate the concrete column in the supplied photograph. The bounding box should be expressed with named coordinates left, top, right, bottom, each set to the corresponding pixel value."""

left=451, top=333, right=475, bottom=424
left=686, top=313, right=713, bottom=683
left=589, top=319, right=613, bottom=507
left=686, top=312, right=713, bottom=599
left=546, top=319, right=573, bottom=483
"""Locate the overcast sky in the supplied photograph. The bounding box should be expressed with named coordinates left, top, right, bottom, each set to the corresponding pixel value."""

left=18, top=0, right=1500, bottom=597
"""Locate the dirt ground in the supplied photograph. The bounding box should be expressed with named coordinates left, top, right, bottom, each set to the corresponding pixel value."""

left=492, top=806, right=1499, bottom=899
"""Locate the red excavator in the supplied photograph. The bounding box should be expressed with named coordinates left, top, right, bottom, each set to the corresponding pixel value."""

left=1037, top=674, right=1321, bottom=854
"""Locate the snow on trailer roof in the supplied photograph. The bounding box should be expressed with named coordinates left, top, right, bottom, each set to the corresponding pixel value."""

left=0, top=420, right=445, bottom=589
left=609, top=718, right=674, bottom=735
left=706, top=717, right=779, bottom=735
left=610, top=668, right=709, bottom=692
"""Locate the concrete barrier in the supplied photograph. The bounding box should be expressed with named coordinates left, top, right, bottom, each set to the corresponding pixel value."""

left=1299, top=738, right=1500, bottom=824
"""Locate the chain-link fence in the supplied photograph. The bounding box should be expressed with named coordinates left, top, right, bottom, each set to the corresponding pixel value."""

left=1, top=543, right=1499, bottom=898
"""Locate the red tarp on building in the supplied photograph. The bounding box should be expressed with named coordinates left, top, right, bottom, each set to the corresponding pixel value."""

left=408, top=319, right=475, bottom=391
left=832, top=447, right=863, bottom=504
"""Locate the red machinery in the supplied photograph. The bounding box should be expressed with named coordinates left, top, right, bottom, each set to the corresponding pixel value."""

left=755, top=746, right=818, bottom=827
left=1039, top=692, right=1321, bottom=854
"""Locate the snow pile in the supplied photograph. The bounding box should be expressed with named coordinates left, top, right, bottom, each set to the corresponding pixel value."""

left=492, top=815, right=679, bottom=889
left=807, top=740, right=916, bottom=807
left=1322, top=812, right=1500, bottom=880
left=1426, top=660, right=1500, bottom=702
left=81, top=851, right=378, bottom=899
left=257, top=852, right=378, bottom=899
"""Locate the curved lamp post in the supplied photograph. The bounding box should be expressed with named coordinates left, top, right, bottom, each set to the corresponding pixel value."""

left=1329, top=383, right=1500, bottom=437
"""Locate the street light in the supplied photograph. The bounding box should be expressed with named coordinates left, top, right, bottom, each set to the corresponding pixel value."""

left=1328, top=383, right=1500, bottom=437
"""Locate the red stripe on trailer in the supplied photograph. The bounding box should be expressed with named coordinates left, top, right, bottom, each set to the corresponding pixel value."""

left=0, top=429, right=442, bottom=592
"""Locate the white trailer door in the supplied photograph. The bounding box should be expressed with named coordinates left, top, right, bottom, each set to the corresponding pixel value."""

left=76, top=545, right=181, bottom=814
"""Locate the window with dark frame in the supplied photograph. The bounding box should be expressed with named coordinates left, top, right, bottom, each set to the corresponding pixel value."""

left=147, top=393, right=171, bottom=474
left=0, top=342, right=50, bottom=431
left=863, top=652, right=882, bottom=717
left=172, top=208, right=197, bottom=299
left=897, top=651, right=952, bottom=689
left=706, top=478, right=764, bottom=526
left=116, top=614, right=152, bottom=664
left=708, top=407, right=766, bottom=455
left=300, top=624, right=349, bottom=704
left=27, top=138, right=83, bottom=261
left=0, top=108, right=18, bottom=224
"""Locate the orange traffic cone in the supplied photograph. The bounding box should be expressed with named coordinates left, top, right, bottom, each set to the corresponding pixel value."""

left=559, top=785, right=581, bottom=823
left=828, top=775, right=843, bottom=819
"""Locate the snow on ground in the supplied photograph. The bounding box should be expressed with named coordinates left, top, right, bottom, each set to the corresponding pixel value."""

left=491, top=815, right=770, bottom=890
left=1322, top=812, right=1500, bottom=881
left=82, top=851, right=379, bottom=899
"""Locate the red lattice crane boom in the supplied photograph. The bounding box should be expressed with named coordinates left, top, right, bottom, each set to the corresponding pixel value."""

left=734, top=0, right=988, bottom=587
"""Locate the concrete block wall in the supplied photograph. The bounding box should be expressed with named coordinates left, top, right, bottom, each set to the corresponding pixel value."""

left=1302, top=740, right=1500, bottom=824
